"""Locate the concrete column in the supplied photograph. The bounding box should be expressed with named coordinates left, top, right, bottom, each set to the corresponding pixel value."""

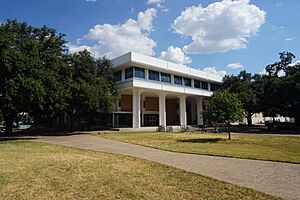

left=121, top=69, right=125, bottom=81
left=159, top=93, right=166, bottom=126
left=197, top=96, right=203, bottom=125
left=179, top=95, right=187, bottom=126
left=145, top=69, right=149, bottom=81
left=132, top=91, right=141, bottom=128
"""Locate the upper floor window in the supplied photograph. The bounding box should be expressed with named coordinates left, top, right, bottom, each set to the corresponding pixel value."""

left=161, top=73, right=171, bottom=83
left=174, top=75, right=182, bottom=85
left=194, top=80, right=201, bottom=88
left=149, top=70, right=159, bottom=81
left=125, top=67, right=133, bottom=79
left=184, top=78, right=191, bottom=87
left=202, top=81, right=208, bottom=90
left=134, top=67, right=145, bottom=79
left=114, top=70, right=122, bottom=82
left=210, top=83, right=220, bottom=91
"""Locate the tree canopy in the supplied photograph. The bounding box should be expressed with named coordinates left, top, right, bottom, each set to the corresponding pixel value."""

left=222, top=71, right=261, bottom=126
left=222, top=51, right=300, bottom=128
left=204, top=90, right=244, bottom=139
left=0, top=20, right=117, bottom=134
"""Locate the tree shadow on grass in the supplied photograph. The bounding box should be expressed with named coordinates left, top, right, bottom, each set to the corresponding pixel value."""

left=177, top=138, right=226, bottom=143
left=0, top=137, right=38, bottom=142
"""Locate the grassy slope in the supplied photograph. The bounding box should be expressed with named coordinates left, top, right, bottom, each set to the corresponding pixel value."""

left=0, top=140, right=279, bottom=200
left=98, top=132, right=300, bottom=163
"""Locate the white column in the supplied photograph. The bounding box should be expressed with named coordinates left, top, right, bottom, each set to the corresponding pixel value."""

left=159, top=93, right=166, bottom=127
left=132, top=91, right=141, bottom=128
left=121, top=69, right=125, bottom=81
left=179, top=95, right=187, bottom=126
left=145, top=69, right=149, bottom=81
left=197, top=96, right=203, bottom=125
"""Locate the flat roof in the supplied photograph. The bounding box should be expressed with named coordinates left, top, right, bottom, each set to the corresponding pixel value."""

left=112, top=52, right=223, bottom=83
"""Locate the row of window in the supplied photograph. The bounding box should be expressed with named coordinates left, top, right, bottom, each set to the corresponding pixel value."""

left=114, top=67, right=220, bottom=91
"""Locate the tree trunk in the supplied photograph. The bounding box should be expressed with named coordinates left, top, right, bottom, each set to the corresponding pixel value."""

left=68, top=109, right=75, bottom=131
left=3, top=113, right=15, bottom=135
left=295, top=116, right=300, bottom=127
left=227, top=123, right=231, bottom=140
left=246, top=112, right=252, bottom=126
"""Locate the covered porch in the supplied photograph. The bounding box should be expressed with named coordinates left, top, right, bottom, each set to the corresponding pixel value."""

left=112, top=89, right=208, bottom=128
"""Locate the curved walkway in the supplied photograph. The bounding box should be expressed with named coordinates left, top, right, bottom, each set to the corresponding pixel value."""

left=35, top=134, right=300, bottom=200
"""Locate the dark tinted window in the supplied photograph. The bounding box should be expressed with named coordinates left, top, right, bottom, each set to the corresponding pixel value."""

left=174, top=75, right=182, bottom=85
left=194, top=80, right=201, bottom=88
left=114, top=70, right=122, bottom=81
left=125, top=67, right=133, bottom=79
left=210, top=83, right=220, bottom=91
left=184, top=78, right=191, bottom=87
left=161, top=73, right=171, bottom=83
left=201, top=81, right=208, bottom=90
left=134, top=67, right=145, bottom=78
left=149, top=70, right=159, bottom=81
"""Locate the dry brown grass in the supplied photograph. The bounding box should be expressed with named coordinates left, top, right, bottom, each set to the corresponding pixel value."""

left=0, top=140, right=280, bottom=199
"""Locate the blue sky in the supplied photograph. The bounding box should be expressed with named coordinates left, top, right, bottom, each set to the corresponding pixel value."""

left=0, top=0, right=299, bottom=77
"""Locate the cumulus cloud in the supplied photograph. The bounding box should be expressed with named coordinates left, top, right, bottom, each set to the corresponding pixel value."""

left=201, top=67, right=226, bottom=78
left=172, top=0, right=266, bottom=54
left=159, top=46, right=192, bottom=64
left=227, top=63, right=244, bottom=69
left=68, top=8, right=157, bottom=58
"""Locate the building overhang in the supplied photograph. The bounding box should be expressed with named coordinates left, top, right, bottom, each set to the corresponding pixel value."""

left=116, top=79, right=214, bottom=97
left=112, top=52, right=223, bottom=84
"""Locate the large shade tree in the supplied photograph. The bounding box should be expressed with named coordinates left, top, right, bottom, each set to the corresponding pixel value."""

left=65, top=50, right=117, bottom=131
left=263, top=52, right=300, bottom=126
left=223, top=71, right=261, bottom=126
left=0, top=20, right=69, bottom=134
left=204, top=90, right=244, bottom=140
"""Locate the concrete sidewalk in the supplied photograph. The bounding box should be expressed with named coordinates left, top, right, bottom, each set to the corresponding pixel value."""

left=35, top=134, right=300, bottom=200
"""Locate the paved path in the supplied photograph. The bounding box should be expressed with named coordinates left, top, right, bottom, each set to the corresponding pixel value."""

left=35, top=134, right=300, bottom=200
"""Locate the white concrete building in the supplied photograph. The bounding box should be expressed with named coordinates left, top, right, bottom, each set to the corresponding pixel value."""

left=112, top=52, right=222, bottom=128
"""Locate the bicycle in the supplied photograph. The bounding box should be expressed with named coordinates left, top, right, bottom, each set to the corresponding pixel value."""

left=179, top=125, right=189, bottom=133
left=156, top=125, right=166, bottom=132
left=166, top=126, right=173, bottom=132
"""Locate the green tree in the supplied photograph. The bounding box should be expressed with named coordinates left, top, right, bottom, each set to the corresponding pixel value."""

left=204, top=90, right=244, bottom=140
left=260, top=52, right=299, bottom=125
left=66, top=50, right=117, bottom=130
left=222, top=71, right=261, bottom=126
left=0, top=20, right=69, bottom=134
left=280, top=59, right=300, bottom=126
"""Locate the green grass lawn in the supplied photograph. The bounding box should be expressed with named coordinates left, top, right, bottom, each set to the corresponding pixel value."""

left=97, top=132, right=300, bottom=163
left=0, top=140, right=279, bottom=200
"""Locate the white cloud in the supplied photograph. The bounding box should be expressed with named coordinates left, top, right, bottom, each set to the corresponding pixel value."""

left=285, top=37, right=293, bottom=41
left=227, top=63, right=244, bottom=69
left=69, top=8, right=157, bottom=58
left=147, top=0, right=164, bottom=5
left=161, top=8, right=169, bottom=12
left=271, top=25, right=284, bottom=31
left=201, top=67, right=226, bottom=78
left=159, top=46, right=192, bottom=64
left=289, top=60, right=300, bottom=67
left=86, top=0, right=97, bottom=2
left=172, top=0, right=266, bottom=54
